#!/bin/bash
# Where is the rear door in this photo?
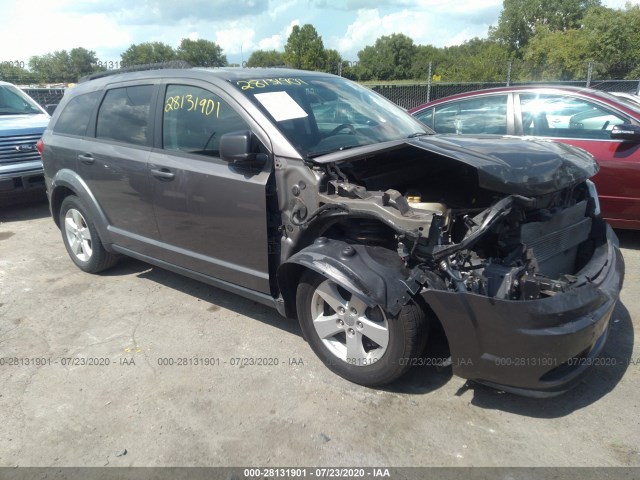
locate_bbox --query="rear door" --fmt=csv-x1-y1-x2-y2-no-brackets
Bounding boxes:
148,80,273,294
73,82,161,252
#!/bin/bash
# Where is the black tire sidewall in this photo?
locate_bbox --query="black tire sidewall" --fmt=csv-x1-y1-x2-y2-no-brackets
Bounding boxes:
297,271,424,386
59,196,109,273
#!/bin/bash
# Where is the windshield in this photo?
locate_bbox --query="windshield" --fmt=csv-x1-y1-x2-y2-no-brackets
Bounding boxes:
0,84,43,115
235,75,431,158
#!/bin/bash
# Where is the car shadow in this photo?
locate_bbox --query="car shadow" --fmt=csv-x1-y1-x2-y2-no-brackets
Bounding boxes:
615,229,640,250
102,258,633,411
0,194,49,222
102,257,301,337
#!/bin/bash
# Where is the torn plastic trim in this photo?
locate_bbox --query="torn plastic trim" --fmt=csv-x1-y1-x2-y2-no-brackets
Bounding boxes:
279,237,424,316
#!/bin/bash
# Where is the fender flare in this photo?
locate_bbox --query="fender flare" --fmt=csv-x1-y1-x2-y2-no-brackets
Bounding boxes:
50,168,114,249
277,237,422,319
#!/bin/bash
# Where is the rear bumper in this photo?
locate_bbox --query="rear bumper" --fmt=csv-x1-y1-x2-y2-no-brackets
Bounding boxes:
422,225,624,397
0,166,45,194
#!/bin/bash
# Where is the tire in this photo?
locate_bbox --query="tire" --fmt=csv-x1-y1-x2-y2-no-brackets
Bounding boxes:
296,270,428,386
59,195,118,273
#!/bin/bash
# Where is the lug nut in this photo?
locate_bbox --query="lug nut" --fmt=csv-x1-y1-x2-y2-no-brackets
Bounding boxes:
337,319,344,326
356,321,363,329
348,328,355,336
338,306,345,314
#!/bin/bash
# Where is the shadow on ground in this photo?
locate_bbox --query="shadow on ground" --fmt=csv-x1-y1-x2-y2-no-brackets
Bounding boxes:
616,229,640,250
0,194,49,222
103,258,301,337
87,231,634,416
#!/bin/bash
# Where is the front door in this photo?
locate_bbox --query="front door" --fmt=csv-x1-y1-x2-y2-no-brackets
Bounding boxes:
148,82,272,294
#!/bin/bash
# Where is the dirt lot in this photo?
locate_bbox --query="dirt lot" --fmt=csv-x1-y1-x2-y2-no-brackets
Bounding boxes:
1,195,639,468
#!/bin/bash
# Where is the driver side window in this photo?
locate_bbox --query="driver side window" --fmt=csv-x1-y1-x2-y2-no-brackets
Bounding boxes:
519,93,628,140
162,85,249,157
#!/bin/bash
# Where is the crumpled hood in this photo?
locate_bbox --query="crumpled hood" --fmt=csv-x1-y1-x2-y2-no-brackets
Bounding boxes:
0,114,49,136
313,134,598,196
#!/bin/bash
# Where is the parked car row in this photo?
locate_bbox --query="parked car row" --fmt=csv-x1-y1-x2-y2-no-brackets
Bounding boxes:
410,86,640,230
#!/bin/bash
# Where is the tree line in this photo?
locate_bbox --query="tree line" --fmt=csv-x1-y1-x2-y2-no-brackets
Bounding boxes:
1,0,639,85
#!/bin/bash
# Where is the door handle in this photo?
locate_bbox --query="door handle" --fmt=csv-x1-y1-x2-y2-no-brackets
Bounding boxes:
150,168,175,180
78,153,94,165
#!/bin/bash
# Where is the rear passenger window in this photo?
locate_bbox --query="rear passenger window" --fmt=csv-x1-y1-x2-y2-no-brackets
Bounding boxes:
96,85,153,146
162,85,249,157
54,91,101,136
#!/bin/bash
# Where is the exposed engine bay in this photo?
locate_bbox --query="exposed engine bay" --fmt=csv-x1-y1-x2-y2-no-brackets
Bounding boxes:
302,144,603,302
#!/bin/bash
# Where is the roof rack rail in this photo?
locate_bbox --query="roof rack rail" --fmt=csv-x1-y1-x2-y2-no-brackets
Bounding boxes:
79,61,192,83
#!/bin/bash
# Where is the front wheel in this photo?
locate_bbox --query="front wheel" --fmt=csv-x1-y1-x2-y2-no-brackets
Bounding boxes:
296,270,428,386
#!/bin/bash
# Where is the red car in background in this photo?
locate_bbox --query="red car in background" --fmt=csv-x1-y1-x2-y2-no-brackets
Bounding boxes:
410,86,640,229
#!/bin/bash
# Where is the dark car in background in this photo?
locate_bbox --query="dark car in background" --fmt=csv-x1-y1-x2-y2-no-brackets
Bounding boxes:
39,68,623,396
0,81,50,199
410,86,640,230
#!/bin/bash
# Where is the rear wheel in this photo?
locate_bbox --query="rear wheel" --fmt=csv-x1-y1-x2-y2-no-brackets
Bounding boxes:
59,195,118,273
297,270,427,386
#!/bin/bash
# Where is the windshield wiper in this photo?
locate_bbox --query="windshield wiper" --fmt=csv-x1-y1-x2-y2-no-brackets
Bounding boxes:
307,145,358,159
407,132,429,138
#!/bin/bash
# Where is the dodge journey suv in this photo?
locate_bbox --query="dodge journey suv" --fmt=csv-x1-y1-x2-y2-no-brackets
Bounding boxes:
39,67,624,396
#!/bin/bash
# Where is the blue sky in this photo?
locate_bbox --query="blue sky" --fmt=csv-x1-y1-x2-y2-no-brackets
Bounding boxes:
1,0,637,66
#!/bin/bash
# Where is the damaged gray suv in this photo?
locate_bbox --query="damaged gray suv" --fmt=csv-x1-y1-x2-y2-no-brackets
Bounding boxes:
39,67,624,396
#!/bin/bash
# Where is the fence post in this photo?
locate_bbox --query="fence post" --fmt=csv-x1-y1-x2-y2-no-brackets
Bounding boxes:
426,62,432,103
586,61,593,87
506,60,512,87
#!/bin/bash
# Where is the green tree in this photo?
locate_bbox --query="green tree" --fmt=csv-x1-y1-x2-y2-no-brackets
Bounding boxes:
436,38,511,82
410,44,444,80
522,26,590,80
28,48,101,83
490,0,601,53
0,62,37,84
284,24,327,70
357,33,416,80
120,42,176,67
324,49,343,74
246,49,285,67
581,4,640,78
176,38,227,67
68,48,101,79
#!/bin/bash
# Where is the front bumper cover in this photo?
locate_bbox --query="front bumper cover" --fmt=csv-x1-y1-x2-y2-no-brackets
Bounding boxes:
422,225,624,397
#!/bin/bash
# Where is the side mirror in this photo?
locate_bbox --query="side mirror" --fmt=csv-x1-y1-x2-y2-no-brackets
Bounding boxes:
610,123,640,142
220,130,268,164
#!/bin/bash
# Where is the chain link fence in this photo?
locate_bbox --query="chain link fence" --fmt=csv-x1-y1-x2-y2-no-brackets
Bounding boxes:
4,61,639,111
370,80,640,110
16,80,640,114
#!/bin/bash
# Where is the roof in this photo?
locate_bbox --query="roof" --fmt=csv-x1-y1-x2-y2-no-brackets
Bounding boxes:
78,65,334,85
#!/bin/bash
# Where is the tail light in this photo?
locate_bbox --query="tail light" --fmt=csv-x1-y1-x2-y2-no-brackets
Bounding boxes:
36,138,44,156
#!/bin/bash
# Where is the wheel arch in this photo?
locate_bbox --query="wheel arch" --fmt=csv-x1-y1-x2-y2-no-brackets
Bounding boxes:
50,169,113,250
277,237,423,320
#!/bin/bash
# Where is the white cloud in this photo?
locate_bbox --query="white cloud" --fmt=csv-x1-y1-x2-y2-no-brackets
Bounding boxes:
269,0,298,19
285,19,300,38
214,27,256,55
258,35,283,51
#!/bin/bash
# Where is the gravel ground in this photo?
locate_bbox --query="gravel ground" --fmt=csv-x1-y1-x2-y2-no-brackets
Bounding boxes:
1,195,639,467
